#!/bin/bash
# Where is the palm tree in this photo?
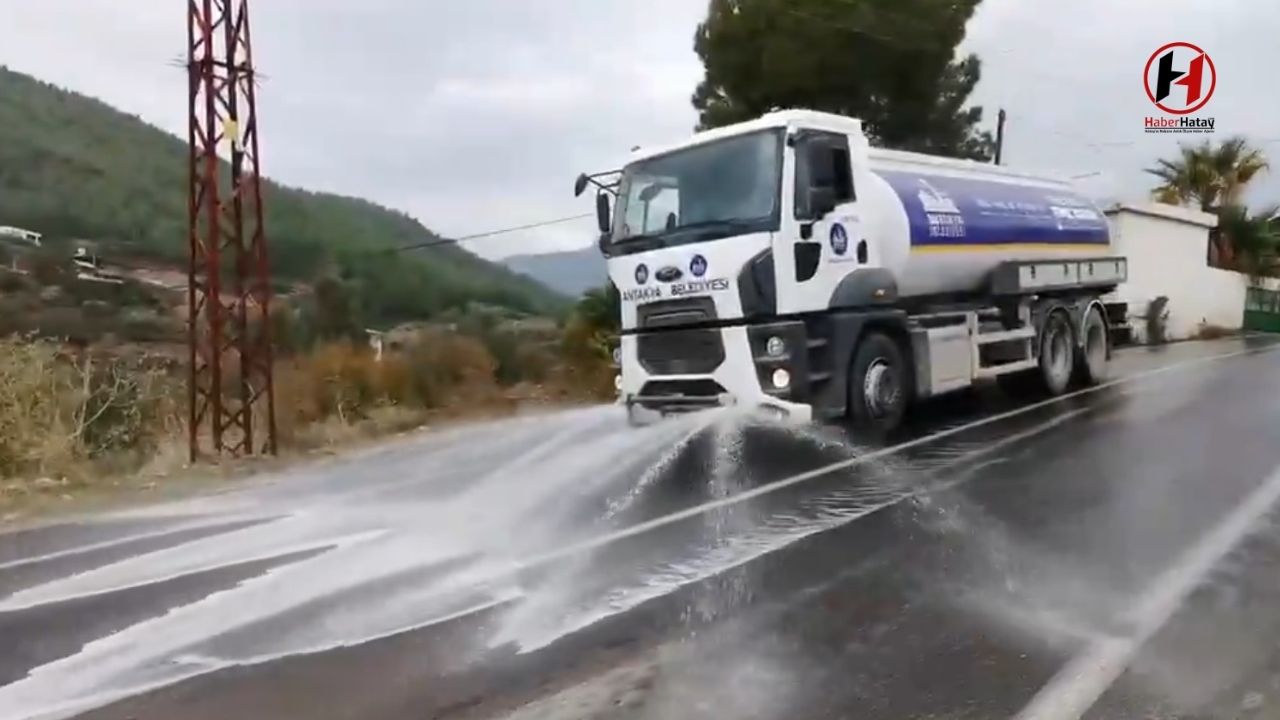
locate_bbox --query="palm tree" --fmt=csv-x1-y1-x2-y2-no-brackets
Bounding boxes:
1148,138,1271,268
1148,143,1215,208
1217,205,1280,280
1146,137,1269,212
1212,138,1270,207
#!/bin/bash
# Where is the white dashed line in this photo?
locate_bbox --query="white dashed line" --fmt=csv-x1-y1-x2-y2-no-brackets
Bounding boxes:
1014,462,1280,720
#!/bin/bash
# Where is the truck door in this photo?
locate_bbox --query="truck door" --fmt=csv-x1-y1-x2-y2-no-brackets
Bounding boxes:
776,131,861,315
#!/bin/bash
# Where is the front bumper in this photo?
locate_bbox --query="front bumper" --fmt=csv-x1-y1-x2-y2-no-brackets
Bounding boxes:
619,322,813,422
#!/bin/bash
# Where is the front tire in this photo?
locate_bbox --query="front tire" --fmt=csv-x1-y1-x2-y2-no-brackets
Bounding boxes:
848,331,909,436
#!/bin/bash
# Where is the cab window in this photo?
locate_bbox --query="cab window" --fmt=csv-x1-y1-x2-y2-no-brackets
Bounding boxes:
794,131,854,219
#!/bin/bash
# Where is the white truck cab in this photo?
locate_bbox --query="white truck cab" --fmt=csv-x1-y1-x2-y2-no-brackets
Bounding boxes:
576,110,1126,433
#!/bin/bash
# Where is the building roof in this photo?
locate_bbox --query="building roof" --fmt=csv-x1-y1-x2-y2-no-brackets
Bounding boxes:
1104,202,1218,229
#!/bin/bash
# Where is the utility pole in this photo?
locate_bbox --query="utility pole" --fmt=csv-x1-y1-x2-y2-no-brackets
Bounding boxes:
186,0,277,461
994,108,1007,165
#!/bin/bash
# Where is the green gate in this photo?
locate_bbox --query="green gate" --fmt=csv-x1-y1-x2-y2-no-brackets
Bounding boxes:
1244,286,1280,333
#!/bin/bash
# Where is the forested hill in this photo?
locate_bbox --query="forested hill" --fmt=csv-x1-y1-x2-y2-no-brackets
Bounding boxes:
503,246,607,298
0,66,567,322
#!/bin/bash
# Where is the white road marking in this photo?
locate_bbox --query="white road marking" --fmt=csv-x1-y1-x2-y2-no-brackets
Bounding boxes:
1014,462,1280,720
0,516,267,571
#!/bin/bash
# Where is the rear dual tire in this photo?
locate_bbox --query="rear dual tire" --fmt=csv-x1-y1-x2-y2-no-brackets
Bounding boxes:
998,306,1108,399
1074,306,1108,386
1039,310,1075,396
997,310,1074,398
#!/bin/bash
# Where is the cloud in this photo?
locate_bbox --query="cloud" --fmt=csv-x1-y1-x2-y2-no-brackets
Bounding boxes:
1,0,1274,261
965,0,1280,206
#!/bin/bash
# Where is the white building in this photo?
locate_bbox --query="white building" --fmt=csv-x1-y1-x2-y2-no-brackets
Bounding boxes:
0,225,42,247
1106,202,1277,342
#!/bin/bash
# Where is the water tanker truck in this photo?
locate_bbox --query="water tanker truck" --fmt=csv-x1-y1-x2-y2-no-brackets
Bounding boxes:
574,110,1127,434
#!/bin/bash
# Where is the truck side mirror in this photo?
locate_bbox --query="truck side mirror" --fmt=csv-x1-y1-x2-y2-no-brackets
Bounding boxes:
596,191,611,234
574,173,590,197
807,185,837,219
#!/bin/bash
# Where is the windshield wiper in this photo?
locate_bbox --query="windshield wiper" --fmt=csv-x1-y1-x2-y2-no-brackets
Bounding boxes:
623,218,757,239
611,217,762,252
666,217,760,240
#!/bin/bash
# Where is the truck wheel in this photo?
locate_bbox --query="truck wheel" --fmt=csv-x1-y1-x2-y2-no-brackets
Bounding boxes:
849,331,908,436
1074,306,1108,385
1039,310,1075,396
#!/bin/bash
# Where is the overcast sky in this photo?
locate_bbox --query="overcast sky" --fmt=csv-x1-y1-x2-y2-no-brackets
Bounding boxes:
2,0,1277,259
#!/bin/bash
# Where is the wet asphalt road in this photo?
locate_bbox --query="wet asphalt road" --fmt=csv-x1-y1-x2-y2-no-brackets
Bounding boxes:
3,336,1280,720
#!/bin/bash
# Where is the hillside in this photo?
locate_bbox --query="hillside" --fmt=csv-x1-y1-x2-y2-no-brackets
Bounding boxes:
0,66,566,324
502,246,608,298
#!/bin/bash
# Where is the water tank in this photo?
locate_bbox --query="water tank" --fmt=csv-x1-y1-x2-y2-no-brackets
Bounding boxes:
860,151,1111,298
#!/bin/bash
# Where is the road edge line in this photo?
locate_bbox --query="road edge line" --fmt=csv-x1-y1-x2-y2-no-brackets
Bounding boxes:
1013,461,1280,720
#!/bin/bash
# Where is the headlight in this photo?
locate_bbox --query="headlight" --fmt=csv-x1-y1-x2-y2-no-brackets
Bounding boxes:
611,347,622,365
765,336,786,358
771,368,791,389
614,374,623,390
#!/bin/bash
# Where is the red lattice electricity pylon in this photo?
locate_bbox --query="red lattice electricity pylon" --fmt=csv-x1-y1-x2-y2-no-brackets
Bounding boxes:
186,0,276,460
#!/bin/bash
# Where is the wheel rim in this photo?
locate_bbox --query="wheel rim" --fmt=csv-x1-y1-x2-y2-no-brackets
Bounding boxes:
863,358,900,418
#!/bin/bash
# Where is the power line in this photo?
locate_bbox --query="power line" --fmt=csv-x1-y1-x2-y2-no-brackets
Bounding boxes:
388,212,593,254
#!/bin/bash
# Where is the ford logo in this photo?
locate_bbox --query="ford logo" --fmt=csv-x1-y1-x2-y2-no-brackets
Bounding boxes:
635,263,649,285
690,254,708,277
655,266,683,282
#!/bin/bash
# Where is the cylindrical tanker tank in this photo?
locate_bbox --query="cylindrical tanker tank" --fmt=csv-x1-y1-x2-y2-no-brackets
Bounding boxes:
858,150,1112,298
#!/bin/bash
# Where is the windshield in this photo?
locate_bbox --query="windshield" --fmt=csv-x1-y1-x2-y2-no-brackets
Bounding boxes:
611,128,782,251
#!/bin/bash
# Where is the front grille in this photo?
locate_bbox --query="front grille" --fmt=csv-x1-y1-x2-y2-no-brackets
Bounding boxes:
639,379,727,398
637,297,716,329
637,327,725,375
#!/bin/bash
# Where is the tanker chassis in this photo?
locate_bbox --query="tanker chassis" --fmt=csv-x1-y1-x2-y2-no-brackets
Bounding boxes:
576,110,1128,434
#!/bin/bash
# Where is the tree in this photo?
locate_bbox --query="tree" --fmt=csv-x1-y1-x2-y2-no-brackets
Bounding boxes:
560,284,621,398
1147,137,1269,212
309,275,364,342
1216,205,1279,280
1147,138,1271,267
573,284,621,334
691,0,995,160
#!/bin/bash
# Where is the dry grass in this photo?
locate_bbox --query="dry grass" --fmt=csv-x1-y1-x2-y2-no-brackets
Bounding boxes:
1,330,614,522
1193,323,1238,341
0,338,182,482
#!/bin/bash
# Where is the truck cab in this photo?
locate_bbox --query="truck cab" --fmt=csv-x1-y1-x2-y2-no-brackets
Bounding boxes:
577,110,1125,433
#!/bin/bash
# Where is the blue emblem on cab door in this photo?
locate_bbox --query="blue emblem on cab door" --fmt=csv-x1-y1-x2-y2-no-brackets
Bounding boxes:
690,254,708,277
830,223,848,255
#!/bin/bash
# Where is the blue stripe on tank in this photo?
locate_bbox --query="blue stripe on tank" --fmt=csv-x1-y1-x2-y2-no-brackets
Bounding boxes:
874,169,1110,247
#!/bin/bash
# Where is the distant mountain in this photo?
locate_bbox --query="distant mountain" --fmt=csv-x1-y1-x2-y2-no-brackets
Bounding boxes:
0,66,566,323
503,246,609,298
